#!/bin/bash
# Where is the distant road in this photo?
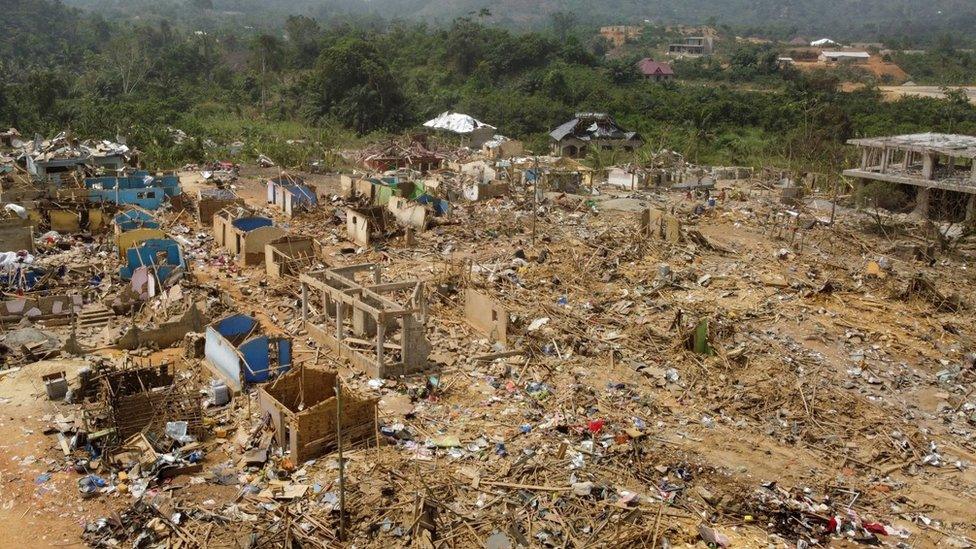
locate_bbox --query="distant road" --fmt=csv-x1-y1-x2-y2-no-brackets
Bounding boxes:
879,85,976,104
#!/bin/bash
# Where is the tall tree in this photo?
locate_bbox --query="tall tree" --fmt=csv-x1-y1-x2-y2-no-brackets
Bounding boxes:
250,33,283,114
303,37,408,134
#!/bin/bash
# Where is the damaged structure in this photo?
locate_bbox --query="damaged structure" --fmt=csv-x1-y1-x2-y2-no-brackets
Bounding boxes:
267,177,317,217
83,362,203,449
204,313,292,392
196,188,244,225
549,113,644,158
300,264,430,378
258,366,377,462
843,133,976,220
264,235,318,279
212,208,286,265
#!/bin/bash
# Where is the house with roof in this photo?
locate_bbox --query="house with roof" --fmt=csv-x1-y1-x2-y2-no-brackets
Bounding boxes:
549,113,644,158
423,112,496,148
267,177,317,217
637,58,675,82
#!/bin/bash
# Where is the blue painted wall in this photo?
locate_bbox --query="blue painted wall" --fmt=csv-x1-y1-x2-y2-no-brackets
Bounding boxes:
85,172,181,209
119,238,184,281
113,209,160,232
204,313,291,388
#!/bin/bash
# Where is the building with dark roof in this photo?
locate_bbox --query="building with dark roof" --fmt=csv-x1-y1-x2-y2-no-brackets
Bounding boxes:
637,58,675,82
549,113,644,158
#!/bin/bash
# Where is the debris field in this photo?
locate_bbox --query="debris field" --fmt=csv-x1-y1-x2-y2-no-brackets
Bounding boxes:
0,137,975,549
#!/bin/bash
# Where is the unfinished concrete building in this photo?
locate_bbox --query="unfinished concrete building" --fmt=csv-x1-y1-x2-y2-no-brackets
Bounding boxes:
844,133,976,221
299,264,430,378
258,366,377,462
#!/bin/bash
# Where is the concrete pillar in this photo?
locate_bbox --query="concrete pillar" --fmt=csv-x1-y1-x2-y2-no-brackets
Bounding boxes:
880,148,890,173
373,265,382,285
966,193,976,224
375,315,385,371
336,303,344,340
913,187,931,219
860,148,869,170
923,153,936,180
301,283,308,322
971,159,976,181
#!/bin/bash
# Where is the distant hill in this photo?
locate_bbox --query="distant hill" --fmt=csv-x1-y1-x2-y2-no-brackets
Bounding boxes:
64,0,976,43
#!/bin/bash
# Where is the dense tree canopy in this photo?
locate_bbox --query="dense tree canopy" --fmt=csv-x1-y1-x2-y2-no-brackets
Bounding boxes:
3,1,976,172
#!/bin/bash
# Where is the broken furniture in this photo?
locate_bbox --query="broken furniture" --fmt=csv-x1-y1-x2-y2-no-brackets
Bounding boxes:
300,263,431,378
204,313,292,392
258,366,377,462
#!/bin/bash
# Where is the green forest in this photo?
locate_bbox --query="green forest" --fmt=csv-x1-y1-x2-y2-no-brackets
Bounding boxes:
3,0,976,174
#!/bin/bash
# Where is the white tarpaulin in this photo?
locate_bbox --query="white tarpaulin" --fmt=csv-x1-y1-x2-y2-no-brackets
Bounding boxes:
423,112,495,134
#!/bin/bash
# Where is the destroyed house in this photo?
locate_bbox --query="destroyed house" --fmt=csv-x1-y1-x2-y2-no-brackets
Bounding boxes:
28,151,126,182
0,128,20,149
83,362,203,448
85,172,180,210
119,238,184,283
24,135,131,183
258,366,378,462
361,141,444,173
346,206,391,247
204,313,292,392
0,216,34,252
113,208,165,258
268,177,318,217
300,264,431,378
843,133,976,221
196,188,244,225
113,208,160,233
1,294,83,324
549,113,644,158
212,209,286,265
265,234,318,279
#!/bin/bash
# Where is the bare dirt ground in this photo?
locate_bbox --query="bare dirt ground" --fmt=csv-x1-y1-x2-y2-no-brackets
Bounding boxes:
879,85,976,105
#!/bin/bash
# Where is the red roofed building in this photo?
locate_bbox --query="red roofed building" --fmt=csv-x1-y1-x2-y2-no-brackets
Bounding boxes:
637,58,675,82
